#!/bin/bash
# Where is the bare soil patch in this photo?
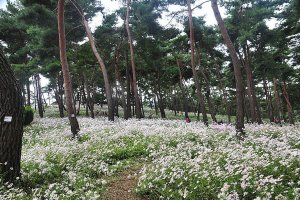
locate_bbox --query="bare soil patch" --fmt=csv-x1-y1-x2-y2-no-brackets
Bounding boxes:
106,167,147,200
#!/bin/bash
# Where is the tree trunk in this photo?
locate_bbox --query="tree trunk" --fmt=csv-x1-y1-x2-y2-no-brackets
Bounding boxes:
0,49,24,183
115,48,128,119
244,58,256,123
69,2,114,121
157,96,166,118
34,74,43,118
84,24,113,121
273,77,282,123
21,86,26,106
173,97,177,116
58,72,65,117
187,0,208,125
244,93,250,123
126,0,142,119
126,52,132,118
243,45,262,124
153,96,158,116
69,0,113,120
33,77,37,111
54,90,64,118
76,90,82,116
58,0,80,137
140,98,145,118
263,78,274,122
156,66,166,119
282,81,294,124
211,0,245,133
84,74,95,118
196,50,217,122
114,96,119,118
216,65,231,123
79,78,88,116
176,58,189,118
26,80,30,106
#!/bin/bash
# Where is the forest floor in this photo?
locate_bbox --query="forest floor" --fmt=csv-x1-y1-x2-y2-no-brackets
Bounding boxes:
0,106,299,199
106,166,147,200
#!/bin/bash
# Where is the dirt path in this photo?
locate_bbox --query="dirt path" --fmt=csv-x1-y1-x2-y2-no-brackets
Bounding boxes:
106,167,147,200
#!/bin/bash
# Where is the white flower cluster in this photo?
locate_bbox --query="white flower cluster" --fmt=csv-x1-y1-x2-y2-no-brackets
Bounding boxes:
0,116,299,200
136,122,300,199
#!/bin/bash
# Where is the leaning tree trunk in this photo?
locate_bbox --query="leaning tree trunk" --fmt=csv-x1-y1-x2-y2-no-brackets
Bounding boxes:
126,0,142,119
70,0,114,121
187,0,208,125
83,18,114,121
58,0,80,137
0,49,24,183
211,0,245,134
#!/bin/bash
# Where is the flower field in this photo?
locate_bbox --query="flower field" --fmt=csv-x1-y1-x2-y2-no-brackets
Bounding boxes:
0,117,300,199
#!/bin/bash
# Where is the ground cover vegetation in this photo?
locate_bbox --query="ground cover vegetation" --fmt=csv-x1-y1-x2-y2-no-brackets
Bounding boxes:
0,111,299,199
0,0,299,199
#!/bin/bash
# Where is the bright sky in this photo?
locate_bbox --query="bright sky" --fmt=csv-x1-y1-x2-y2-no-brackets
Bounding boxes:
90,0,224,31
0,0,277,30
0,0,6,9
0,0,223,29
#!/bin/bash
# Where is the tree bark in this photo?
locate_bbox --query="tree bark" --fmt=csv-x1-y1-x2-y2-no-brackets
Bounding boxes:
84,74,95,118
216,64,231,123
70,1,114,121
54,73,65,118
126,52,132,118
156,67,166,118
187,0,208,125
243,45,262,124
58,0,80,137
54,89,64,118
34,74,43,118
140,97,145,118
282,81,294,124
126,0,142,119
79,78,87,116
211,0,245,133
176,58,189,118
76,89,82,116
153,96,158,116
273,77,282,123
262,78,274,122
26,80,30,106
115,47,128,119
0,49,24,183
196,50,217,122
83,22,114,121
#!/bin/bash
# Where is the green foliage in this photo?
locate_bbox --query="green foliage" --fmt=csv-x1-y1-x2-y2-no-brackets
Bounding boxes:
23,106,34,126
